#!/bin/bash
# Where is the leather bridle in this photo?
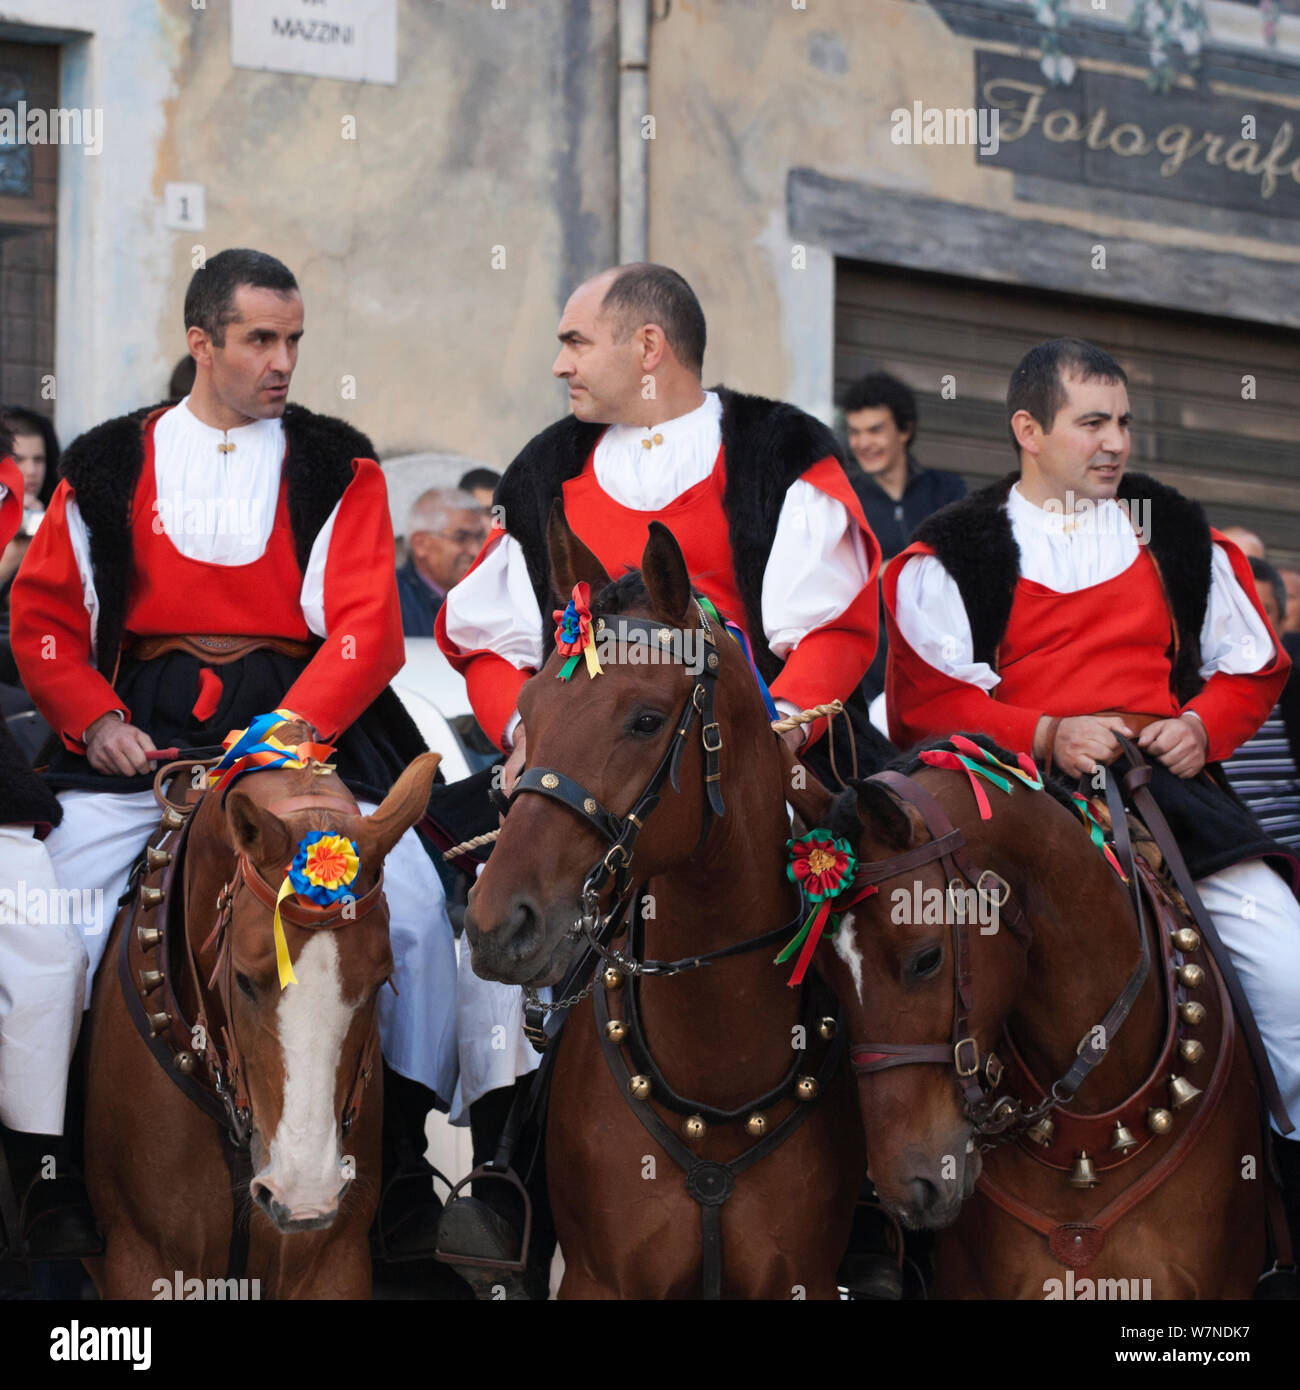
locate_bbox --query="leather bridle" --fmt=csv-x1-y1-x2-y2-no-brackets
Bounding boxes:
846,764,1152,1145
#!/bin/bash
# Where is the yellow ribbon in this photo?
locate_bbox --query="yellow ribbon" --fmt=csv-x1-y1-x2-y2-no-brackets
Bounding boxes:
272,878,299,989
583,640,603,679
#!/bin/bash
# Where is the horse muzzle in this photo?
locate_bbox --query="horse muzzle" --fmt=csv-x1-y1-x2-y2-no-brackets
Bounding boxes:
464,890,575,986
250,1177,344,1233
875,1140,982,1231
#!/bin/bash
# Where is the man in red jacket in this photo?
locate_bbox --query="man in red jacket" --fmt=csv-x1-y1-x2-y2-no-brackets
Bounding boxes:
8,250,456,1260
884,337,1300,1251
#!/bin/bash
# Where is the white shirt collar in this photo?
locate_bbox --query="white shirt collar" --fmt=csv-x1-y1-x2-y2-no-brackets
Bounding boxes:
177,395,283,447
600,390,721,452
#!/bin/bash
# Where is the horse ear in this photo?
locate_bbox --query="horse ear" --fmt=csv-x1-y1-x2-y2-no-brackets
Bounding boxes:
355,751,442,868
641,520,692,626
226,791,294,870
828,780,917,853
547,500,611,601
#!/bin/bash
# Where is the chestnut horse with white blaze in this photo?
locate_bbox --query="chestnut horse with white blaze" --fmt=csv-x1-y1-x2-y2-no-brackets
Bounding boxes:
814,736,1269,1299
84,725,440,1299
464,516,864,1299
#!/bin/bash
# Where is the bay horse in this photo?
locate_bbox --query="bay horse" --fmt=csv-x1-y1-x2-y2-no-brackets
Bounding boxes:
815,735,1270,1299
463,516,864,1299
84,720,440,1299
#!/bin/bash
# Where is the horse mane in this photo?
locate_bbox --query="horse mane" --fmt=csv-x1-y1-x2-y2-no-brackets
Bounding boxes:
827,732,1079,848
589,569,709,620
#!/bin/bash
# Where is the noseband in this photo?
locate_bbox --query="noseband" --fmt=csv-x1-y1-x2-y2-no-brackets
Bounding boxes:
846,765,1152,1144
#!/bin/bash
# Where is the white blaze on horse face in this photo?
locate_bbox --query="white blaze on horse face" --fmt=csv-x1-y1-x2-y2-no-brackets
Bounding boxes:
262,933,354,1218
833,912,865,1002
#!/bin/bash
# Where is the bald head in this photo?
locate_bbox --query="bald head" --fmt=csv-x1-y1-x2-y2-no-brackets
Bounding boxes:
1222,525,1266,560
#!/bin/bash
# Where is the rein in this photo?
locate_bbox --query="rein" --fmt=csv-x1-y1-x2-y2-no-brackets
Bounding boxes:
846,759,1153,1145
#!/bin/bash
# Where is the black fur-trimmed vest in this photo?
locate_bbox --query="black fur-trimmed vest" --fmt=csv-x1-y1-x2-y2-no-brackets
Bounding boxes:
59,400,372,682
495,385,852,685
912,471,1213,704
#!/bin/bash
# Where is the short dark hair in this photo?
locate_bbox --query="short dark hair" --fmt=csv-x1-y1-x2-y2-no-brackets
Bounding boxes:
841,371,918,442
458,466,501,494
600,264,706,375
168,354,196,400
1249,555,1287,621
0,405,60,505
184,248,299,348
1007,338,1128,455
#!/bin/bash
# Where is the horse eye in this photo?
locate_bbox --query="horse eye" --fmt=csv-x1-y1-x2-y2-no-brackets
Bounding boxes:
631,712,665,736
911,946,943,981
235,972,257,1000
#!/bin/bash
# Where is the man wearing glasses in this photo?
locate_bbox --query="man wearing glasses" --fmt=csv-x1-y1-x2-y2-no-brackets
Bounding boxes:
398,488,489,638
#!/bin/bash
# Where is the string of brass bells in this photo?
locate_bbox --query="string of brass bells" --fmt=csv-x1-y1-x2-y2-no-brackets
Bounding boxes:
1038,920,1206,1190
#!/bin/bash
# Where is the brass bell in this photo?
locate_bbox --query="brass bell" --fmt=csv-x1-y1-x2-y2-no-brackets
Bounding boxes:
818,1016,837,1041
602,966,624,991
1147,1106,1173,1134
147,1011,170,1037
745,1112,768,1137
794,1075,819,1102
1177,963,1204,989
140,886,164,910
1069,1151,1100,1188
604,1019,628,1045
1169,1074,1202,1110
137,924,162,950
1110,1121,1139,1152
146,845,172,870
1179,1001,1206,1026
160,806,186,830
1025,1115,1056,1147
628,1074,651,1101
1172,927,1200,952
138,969,164,993
1178,1038,1205,1065
173,1050,195,1075
683,1114,706,1143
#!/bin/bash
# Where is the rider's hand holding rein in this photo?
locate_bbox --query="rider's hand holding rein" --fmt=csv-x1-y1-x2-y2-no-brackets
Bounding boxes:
84,710,157,777
1036,714,1134,779
1137,713,1209,780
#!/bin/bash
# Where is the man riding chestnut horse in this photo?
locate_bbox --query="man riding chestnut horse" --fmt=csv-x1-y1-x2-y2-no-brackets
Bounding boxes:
883,336,1300,1262
4,250,456,1263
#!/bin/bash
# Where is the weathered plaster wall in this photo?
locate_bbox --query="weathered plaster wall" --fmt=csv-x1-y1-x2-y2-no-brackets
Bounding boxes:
11,0,618,460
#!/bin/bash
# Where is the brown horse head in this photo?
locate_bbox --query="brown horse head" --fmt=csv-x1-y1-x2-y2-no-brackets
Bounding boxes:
813,740,1117,1230
190,735,440,1232
465,511,772,985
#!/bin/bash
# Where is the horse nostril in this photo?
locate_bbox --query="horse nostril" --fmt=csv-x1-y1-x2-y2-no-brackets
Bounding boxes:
907,1176,940,1212
504,897,544,959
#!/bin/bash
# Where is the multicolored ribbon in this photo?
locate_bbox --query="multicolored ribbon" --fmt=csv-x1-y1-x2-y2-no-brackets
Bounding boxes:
1070,793,1129,882
270,831,362,989
209,709,337,797
917,735,1043,821
553,582,604,682
776,828,878,988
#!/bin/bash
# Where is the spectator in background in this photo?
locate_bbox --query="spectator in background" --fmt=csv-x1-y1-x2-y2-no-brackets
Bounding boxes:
1223,556,1300,853
458,467,501,510
842,371,965,703
0,407,59,601
168,354,196,401
1222,525,1267,561
1281,569,1300,636
397,487,488,637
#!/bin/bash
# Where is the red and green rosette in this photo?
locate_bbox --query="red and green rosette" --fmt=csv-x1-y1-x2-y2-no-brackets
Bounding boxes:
552,581,604,682
776,828,876,988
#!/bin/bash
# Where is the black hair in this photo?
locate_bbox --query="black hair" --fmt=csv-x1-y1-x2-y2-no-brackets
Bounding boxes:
168,354,196,400
183,248,299,347
600,263,707,375
841,371,918,443
1248,555,1287,621
0,405,59,506
1006,338,1127,456
458,466,501,494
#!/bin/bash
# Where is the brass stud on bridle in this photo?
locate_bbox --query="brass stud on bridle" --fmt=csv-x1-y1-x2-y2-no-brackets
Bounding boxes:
683,1114,706,1143
745,1112,768,1137
795,1075,819,1102
602,966,624,991
628,1074,651,1101
817,1016,837,1041
1179,1001,1206,1026
604,1019,628,1045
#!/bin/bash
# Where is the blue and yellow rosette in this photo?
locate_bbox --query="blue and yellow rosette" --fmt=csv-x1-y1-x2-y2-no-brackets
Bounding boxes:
270,831,361,989
209,708,337,797
552,581,604,681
